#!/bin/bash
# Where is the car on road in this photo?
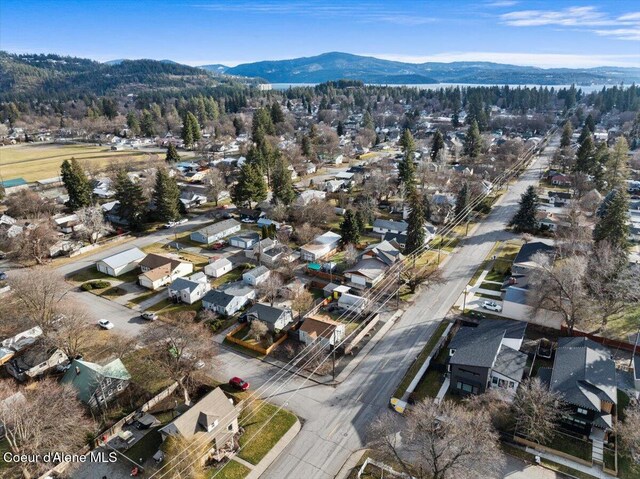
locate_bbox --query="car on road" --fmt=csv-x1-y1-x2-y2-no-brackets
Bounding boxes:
240,218,255,224
98,319,114,330
141,311,158,321
482,301,502,312
175,218,188,225
229,376,250,391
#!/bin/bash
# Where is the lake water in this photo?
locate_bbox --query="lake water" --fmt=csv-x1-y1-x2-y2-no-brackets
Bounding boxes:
271,82,619,93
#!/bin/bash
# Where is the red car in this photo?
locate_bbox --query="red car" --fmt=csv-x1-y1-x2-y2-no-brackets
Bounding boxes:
229,377,250,391
211,242,225,250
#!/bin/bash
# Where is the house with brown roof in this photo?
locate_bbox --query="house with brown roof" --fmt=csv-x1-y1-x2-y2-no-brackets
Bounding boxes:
298,316,345,347
159,387,239,461
138,253,194,290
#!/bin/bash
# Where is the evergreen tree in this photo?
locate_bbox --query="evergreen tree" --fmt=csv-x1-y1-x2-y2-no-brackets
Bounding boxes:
354,210,366,234
592,142,609,191
575,134,596,174
404,192,426,254
114,169,147,230
152,168,181,222
261,225,269,239
423,194,432,222
270,102,285,124
606,137,630,191
181,112,201,148
594,189,629,251
165,143,181,163
301,134,314,158
578,125,590,144
140,109,155,137
560,121,573,149
430,130,445,161
509,186,539,233
398,128,416,187
454,183,469,219
252,107,275,139
232,163,267,207
126,111,140,136
340,210,360,245
585,113,596,133
271,157,296,205
464,120,482,159
61,158,92,210
337,120,345,137
363,111,374,130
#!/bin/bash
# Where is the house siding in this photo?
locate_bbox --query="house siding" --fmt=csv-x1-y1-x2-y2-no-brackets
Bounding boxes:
450,364,489,396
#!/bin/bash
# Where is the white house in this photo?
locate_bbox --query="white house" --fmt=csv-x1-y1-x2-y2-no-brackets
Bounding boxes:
202,282,255,316
337,293,368,314
190,219,241,245
300,231,341,262
295,190,326,206
138,254,194,290
298,316,346,347
372,219,408,236
96,247,146,277
204,258,233,278
243,265,270,286
244,303,293,332
168,272,211,304
344,240,403,289
229,232,260,249
324,179,345,193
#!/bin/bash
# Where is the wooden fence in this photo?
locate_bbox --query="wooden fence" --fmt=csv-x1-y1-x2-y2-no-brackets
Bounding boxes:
344,314,380,355
225,324,288,355
561,326,638,353
513,435,594,468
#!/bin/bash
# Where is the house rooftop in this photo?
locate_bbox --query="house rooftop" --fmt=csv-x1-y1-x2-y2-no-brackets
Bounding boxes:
139,253,183,271
203,289,235,307
195,219,241,237
99,247,146,270
61,358,131,403
373,219,408,231
300,316,341,340
245,303,288,325
513,241,554,267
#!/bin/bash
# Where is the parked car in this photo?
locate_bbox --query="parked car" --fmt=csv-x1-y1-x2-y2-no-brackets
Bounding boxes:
537,338,554,359
241,218,255,224
0,272,7,281
98,319,114,330
229,376,250,391
163,221,176,229
175,218,188,225
211,242,226,250
481,301,502,312
141,312,158,321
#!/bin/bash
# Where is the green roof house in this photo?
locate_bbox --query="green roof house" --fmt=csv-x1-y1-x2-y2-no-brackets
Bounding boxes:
61,358,131,409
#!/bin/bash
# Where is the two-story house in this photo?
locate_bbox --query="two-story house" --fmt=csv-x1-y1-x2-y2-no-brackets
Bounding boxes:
61,358,131,409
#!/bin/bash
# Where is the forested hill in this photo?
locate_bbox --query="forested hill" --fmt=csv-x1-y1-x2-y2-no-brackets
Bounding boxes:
224,52,640,85
0,52,222,101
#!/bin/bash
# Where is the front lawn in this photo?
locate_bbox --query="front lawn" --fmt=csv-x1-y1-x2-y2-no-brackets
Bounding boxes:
212,268,245,288
69,266,139,284
209,460,250,479
128,289,163,306
238,401,297,465
122,348,173,395
148,299,202,315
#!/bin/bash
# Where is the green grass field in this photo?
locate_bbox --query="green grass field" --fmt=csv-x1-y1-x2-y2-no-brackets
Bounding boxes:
0,143,153,181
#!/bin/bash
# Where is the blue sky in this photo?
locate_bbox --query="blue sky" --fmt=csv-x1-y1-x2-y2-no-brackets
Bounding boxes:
1,1,640,68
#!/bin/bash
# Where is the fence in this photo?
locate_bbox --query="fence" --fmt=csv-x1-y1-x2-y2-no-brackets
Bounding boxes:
562,326,638,353
225,324,288,355
344,313,380,355
357,458,414,479
69,232,132,257
513,435,594,467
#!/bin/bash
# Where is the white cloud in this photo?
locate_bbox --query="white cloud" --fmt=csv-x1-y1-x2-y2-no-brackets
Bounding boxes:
594,28,640,41
362,51,640,68
486,1,519,7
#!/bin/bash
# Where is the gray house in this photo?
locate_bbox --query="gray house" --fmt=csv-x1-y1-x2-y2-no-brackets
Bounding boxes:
448,319,527,397
244,303,293,332
190,219,241,245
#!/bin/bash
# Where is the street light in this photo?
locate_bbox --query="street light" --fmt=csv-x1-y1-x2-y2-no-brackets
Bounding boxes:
462,285,471,313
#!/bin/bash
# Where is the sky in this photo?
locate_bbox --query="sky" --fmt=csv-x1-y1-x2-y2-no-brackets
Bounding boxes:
1,0,640,68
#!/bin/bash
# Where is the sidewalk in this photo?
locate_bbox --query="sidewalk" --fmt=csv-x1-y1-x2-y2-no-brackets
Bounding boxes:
524,447,617,479
245,419,301,479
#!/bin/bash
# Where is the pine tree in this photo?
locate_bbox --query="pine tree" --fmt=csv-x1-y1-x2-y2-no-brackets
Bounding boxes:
560,121,573,149
181,114,194,148
270,102,285,124
578,125,590,144
271,157,296,205
363,111,374,130
594,189,629,251
232,163,267,207
454,183,469,219
126,111,140,136
114,169,147,230
337,120,345,137
398,128,416,187
165,143,181,163
430,130,445,161
340,210,360,245
252,107,275,139
140,110,155,137
592,142,609,191
354,210,366,234
585,113,596,133
575,134,596,174
464,120,482,159
405,192,426,254
61,158,92,210
509,186,539,233
606,137,630,191
153,168,181,222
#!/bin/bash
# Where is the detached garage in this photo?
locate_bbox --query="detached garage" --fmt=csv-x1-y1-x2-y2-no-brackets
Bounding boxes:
96,247,146,277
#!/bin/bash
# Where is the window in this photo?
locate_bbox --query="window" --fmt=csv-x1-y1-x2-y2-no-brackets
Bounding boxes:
509,381,515,389
577,407,588,415
117,383,124,391
456,382,478,394
492,376,499,385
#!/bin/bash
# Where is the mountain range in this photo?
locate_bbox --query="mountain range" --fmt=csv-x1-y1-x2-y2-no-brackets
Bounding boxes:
201,52,640,85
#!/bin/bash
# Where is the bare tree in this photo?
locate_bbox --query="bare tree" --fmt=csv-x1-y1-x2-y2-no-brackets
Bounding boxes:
527,252,591,334
401,264,445,294
293,223,321,246
368,399,504,479
512,378,562,444
4,190,58,219
555,205,593,258
291,289,314,318
585,242,640,332
258,273,283,307
8,268,71,331
45,302,93,358
249,320,268,342
141,321,215,404
617,402,640,464
464,388,513,431
343,243,359,266
10,220,59,265
76,205,112,244
205,168,226,205
0,379,95,479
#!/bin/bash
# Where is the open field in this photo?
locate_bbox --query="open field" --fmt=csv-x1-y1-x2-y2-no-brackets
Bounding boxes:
0,143,158,181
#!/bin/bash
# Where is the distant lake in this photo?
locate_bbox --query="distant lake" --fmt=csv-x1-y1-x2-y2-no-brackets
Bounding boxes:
270,82,618,93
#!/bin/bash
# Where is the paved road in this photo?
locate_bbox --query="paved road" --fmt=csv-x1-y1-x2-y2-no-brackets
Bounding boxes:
213,136,559,479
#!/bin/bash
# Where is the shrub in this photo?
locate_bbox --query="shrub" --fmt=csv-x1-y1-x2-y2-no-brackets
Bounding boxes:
81,280,111,291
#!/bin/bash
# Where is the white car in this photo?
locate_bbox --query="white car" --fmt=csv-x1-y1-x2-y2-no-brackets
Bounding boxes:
176,218,188,225
141,311,158,321
482,301,502,312
241,218,255,224
98,319,114,330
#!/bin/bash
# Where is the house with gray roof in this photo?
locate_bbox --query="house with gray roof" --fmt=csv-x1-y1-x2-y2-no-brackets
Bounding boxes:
202,281,255,316
61,358,131,409
190,219,241,245
372,219,408,236
244,303,293,332
448,319,527,398
159,387,239,461
168,272,211,304
539,337,617,440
